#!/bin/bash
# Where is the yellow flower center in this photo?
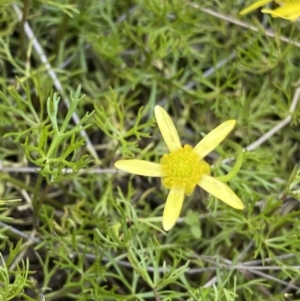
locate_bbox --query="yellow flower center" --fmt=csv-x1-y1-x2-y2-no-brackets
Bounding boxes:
160,144,210,195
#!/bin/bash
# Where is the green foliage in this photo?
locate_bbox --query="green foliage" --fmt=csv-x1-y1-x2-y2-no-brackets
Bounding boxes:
94,89,155,157
0,0,300,300
1,83,94,183
0,240,35,301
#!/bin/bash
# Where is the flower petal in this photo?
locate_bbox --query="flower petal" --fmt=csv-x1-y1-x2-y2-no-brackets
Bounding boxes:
154,105,181,152
193,120,236,160
239,0,272,15
163,186,185,231
115,160,163,177
262,4,300,20
198,174,244,210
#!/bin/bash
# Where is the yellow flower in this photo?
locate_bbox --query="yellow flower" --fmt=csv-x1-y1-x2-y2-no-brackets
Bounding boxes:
115,106,244,231
239,0,300,21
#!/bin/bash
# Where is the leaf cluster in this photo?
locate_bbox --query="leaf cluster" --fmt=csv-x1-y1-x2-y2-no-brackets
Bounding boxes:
0,0,300,300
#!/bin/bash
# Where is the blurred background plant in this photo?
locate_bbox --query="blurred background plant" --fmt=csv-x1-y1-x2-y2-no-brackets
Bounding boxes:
0,0,300,300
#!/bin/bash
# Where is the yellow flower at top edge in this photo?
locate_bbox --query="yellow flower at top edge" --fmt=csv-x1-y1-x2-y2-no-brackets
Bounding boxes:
115,106,244,231
239,0,300,21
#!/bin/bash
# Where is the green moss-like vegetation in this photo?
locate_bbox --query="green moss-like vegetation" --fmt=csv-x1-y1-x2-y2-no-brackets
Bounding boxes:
0,1,300,300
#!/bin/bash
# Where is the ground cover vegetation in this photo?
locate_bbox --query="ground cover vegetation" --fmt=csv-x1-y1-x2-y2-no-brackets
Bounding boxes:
0,0,300,300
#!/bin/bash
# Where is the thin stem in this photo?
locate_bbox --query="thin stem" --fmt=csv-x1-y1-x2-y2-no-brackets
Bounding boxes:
20,0,29,58
52,13,69,57
32,173,43,228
